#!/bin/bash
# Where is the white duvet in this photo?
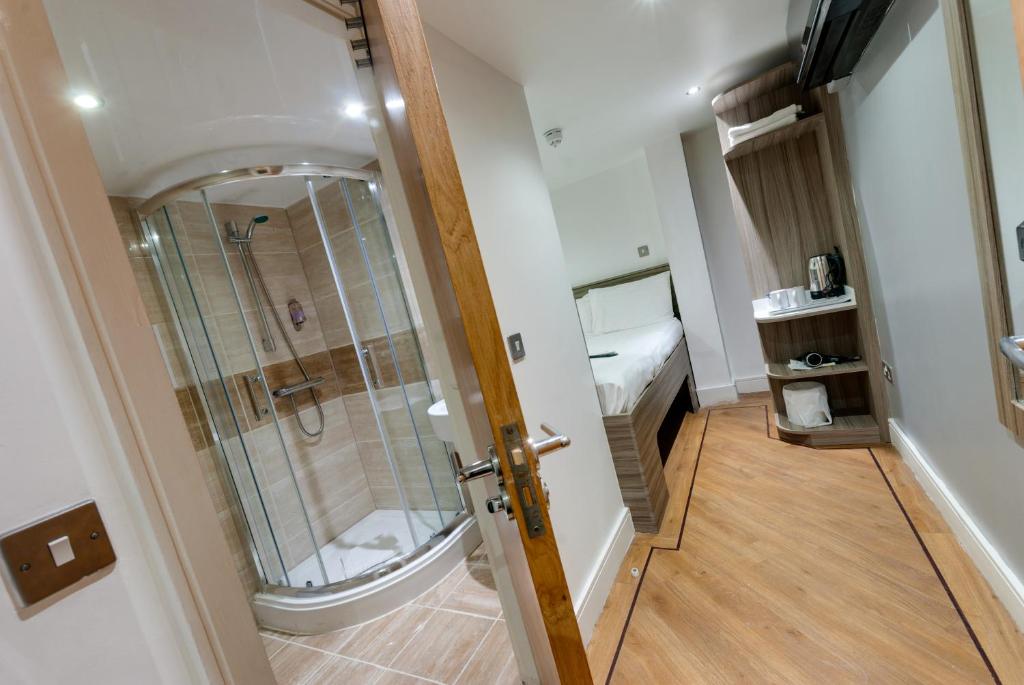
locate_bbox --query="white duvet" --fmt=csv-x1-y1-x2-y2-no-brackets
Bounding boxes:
586,318,684,415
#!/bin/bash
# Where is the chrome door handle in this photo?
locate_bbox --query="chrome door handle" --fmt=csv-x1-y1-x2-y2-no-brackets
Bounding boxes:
243,374,270,418
530,423,570,457
361,345,381,388
999,336,1024,370
457,447,502,483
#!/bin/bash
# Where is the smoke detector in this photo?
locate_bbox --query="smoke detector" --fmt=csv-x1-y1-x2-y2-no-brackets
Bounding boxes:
544,128,564,148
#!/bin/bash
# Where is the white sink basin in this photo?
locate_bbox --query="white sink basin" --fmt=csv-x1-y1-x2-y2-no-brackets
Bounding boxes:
427,399,455,443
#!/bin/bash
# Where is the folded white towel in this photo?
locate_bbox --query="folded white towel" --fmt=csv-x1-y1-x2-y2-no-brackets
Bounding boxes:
728,104,803,146
729,113,798,146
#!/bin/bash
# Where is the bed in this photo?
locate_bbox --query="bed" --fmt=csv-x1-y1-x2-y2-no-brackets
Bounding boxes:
574,264,698,533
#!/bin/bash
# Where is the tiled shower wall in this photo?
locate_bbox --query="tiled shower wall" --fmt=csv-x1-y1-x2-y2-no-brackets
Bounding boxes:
112,188,457,589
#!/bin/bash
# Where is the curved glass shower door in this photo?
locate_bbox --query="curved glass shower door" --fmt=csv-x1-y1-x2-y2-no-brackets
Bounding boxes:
142,198,327,589
300,174,463,562
133,167,466,592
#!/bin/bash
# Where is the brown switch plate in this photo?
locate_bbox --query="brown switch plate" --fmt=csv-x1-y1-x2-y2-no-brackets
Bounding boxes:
1,500,116,607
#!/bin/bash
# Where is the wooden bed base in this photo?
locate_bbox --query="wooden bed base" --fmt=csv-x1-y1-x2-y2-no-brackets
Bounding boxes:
602,339,698,532
573,264,699,533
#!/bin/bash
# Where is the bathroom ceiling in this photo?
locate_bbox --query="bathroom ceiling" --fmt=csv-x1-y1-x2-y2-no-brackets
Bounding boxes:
43,0,377,203
420,0,793,188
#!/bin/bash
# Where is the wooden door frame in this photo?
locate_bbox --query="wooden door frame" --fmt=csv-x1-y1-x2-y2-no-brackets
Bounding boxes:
0,1,274,683
353,0,592,680
940,0,1024,438
301,0,592,680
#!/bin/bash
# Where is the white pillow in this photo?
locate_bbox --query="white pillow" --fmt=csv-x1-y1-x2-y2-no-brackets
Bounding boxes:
590,272,673,334
575,294,595,336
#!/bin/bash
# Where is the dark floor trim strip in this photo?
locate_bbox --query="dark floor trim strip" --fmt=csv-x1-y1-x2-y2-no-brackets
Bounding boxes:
603,404,1002,684
604,406,715,684
868,448,1001,685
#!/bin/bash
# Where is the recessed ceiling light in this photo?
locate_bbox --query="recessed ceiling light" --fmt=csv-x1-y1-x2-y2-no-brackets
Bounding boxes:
72,92,103,110
685,85,703,96
342,102,366,118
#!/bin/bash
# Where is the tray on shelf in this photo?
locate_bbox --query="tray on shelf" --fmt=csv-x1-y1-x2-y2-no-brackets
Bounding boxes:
753,286,856,323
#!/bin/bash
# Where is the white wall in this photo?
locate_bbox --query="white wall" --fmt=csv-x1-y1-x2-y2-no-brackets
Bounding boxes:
839,0,1024,611
425,27,630,641
644,136,736,404
551,156,668,285
0,108,204,683
682,127,767,393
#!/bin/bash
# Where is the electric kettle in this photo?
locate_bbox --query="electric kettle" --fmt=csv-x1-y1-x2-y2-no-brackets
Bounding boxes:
808,247,845,299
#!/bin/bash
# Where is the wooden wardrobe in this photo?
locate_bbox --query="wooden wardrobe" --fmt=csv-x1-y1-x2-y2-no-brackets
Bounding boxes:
712,63,889,447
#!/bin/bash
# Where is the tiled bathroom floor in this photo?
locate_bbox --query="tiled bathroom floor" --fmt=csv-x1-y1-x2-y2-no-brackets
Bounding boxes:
286,509,461,586
263,544,520,684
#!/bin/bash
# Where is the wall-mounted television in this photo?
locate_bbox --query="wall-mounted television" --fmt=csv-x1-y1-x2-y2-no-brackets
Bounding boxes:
795,0,896,89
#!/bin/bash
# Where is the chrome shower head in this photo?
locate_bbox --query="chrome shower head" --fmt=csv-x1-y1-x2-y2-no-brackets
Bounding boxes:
245,214,269,241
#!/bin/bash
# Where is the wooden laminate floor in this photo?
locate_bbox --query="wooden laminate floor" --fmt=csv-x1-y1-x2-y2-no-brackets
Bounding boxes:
588,397,1024,684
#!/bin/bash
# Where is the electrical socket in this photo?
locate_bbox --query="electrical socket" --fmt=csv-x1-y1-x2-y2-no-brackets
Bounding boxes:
637,244,650,258
882,361,895,384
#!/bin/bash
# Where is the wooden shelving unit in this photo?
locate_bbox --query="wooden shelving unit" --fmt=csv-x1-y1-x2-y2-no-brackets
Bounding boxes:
714,63,889,448
766,360,868,380
776,413,881,447
723,113,824,161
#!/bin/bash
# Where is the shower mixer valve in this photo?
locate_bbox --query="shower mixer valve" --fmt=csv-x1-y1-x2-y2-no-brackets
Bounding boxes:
288,299,306,331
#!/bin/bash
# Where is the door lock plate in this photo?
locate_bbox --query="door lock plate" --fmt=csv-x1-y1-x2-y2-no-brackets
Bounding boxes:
500,423,546,538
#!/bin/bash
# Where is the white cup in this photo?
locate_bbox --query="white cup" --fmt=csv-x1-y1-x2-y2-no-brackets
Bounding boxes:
768,289,791,310
786,286,809,307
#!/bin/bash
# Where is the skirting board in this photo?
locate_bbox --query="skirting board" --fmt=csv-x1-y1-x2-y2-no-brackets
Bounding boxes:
735,375,770,394
574,507,634,645
697,383,740,406
889,419,1024,632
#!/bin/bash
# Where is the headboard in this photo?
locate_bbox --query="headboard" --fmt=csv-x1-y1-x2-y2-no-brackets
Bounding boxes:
571,263,679,318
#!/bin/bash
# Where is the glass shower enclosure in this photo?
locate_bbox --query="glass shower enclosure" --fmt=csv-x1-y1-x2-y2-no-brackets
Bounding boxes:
136,165,465,590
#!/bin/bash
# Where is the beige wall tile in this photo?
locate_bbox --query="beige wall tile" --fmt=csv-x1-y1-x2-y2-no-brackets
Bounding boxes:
176,200,222,255
241,251,314,310
278,397,358,473
194,254,254,315
357,440,400,509
313,293,353,348
343,393,380,443
296,243,335,299
128,257,172,324
151,322,191,388
285,198,321,253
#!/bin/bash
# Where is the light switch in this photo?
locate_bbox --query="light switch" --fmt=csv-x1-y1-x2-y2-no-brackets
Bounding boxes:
48,536,75,567
507,332,526,361
1,500,115,606
637,244,650,258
